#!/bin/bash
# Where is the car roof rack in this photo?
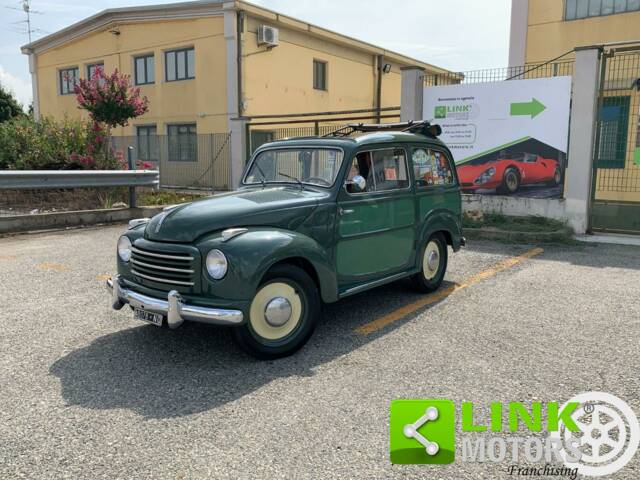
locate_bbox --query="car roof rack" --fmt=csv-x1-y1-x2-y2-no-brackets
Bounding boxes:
323,120,442,138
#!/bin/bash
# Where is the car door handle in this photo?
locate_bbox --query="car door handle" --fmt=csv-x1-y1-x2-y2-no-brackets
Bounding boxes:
339,208,354,215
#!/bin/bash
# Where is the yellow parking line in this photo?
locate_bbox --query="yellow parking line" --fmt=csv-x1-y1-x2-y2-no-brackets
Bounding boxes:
96,274,111,281
355,247,544,335
37,262,71,272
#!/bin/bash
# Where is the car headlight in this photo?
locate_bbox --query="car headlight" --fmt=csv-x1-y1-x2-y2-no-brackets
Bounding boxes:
475,167,496,184
117,236,132,262
206,249,228,279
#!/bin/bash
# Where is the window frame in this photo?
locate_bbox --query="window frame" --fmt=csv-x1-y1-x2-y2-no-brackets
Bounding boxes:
343,146,411,196
165,47,195,83
136,125,158,162
313,59,328,91
59,66,79,95
565,0,640,19
411,146,458,189
167,123,198,162
134,54,155,86
86,62,104,79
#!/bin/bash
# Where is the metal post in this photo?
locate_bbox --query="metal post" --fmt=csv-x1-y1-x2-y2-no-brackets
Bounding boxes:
127,146,137,208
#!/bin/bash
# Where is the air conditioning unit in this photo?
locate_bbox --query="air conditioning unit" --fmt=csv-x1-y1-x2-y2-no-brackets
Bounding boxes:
257,25,279,47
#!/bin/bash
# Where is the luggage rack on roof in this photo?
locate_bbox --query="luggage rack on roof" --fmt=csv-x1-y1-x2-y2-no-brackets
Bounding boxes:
323,120,442,138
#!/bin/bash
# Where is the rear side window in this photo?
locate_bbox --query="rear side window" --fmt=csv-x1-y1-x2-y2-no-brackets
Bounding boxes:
346,148,409,193
412,148,456,187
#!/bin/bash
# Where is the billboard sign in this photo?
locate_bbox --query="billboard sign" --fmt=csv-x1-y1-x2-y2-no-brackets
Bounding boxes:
424,76,572,198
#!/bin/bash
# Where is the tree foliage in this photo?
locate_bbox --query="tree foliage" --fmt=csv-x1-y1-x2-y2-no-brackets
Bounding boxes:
74,68,148,128
0,83,24,123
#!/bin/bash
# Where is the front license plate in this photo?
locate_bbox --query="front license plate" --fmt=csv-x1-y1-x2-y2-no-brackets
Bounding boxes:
133,308,163,327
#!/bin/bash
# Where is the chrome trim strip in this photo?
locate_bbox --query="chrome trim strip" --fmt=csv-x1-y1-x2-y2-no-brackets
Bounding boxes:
131,258,194,274
106,275,243,328
131,246,194,261
339,271,412,298
131,269,195,286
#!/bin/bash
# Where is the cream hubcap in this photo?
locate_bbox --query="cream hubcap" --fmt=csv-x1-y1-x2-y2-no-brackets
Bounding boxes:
250,282,302,340
423,241,440,280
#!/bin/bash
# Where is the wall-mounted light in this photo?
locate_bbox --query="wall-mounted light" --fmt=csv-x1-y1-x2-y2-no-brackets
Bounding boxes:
109,28,121,36
382,63,392,74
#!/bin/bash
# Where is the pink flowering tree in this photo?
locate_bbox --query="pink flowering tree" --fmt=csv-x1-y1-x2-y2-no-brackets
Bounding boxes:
73,67,149,169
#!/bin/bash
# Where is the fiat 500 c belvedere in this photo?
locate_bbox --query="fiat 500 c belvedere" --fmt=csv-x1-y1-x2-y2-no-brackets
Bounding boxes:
106,121,464,359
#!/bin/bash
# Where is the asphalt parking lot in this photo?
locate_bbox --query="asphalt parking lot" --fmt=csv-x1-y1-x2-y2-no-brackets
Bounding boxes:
1,225,639,479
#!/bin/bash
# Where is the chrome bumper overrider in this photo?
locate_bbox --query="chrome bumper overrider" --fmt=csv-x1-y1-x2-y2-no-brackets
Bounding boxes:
106,274,244,329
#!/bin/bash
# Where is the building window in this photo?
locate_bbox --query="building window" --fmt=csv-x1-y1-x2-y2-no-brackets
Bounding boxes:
165,48,195,82
59,67,79,95
134,55,155,85
136,125,158,162
313,60,327,91
597,96,630,169
565,0,640,19
168,124,197,162
87,62,104,79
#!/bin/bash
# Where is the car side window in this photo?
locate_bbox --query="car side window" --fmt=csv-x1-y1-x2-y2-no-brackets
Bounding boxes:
345,148,409,193
412,148,456,188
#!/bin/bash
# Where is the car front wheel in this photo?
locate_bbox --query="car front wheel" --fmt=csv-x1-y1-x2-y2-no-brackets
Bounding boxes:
233,264,320,359
498,167,520,194
411,233,448,293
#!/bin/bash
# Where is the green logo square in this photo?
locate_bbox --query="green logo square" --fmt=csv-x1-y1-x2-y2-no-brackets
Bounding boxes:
390,399,455,464
434,106,447,118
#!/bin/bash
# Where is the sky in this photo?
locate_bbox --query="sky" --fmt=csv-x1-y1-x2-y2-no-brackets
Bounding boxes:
0,0,512,107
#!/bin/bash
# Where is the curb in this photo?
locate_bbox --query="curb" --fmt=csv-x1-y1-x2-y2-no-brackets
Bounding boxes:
463,226,573,243
0,206,165,235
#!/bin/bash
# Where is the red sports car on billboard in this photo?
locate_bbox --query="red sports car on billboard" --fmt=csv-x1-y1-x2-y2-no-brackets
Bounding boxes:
456,152,562,194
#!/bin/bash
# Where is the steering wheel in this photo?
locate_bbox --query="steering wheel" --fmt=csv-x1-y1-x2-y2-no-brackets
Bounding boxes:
306,177,332,187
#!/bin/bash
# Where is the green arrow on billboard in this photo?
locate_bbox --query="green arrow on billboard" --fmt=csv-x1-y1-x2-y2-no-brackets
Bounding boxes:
510,98,546,118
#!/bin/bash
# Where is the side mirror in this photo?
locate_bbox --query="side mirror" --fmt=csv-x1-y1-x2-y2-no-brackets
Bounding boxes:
348,175,366,193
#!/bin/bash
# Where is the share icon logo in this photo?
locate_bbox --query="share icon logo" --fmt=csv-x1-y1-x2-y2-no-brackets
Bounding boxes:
390,399,455,465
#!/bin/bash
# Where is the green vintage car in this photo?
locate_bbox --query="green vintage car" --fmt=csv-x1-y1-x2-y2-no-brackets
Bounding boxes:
106,121,464,358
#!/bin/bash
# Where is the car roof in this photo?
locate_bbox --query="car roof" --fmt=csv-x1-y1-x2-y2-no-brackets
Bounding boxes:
255,131,447,151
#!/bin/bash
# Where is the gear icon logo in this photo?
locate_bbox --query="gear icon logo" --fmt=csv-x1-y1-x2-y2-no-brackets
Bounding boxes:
390,399,455,464
550,392,639,477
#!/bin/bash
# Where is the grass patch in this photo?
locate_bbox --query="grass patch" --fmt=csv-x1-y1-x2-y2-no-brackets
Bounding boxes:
138,190,204,206
463,213,566,232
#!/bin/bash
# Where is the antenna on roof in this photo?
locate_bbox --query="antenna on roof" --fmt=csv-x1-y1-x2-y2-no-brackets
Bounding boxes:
6,1,43,43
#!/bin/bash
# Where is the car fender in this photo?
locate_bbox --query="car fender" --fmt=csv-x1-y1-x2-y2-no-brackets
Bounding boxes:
201,228,338,303
416,208,463,264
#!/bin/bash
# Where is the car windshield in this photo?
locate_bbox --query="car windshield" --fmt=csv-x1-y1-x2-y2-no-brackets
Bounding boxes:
244,148,344,188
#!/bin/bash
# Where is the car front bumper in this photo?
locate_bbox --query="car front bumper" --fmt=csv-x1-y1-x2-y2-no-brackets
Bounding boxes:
106,274,244,329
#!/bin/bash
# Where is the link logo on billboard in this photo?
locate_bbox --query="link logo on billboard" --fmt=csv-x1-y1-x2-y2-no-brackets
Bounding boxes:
389,392,639,477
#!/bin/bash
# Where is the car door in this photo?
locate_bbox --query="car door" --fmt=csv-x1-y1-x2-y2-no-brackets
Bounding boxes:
412,144,460,240
335,146,416,289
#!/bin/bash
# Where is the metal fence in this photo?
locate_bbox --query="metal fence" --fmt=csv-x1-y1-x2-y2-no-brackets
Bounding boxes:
593,51,640,194
247,108,402,154
425,60,575,86
110,133,231,191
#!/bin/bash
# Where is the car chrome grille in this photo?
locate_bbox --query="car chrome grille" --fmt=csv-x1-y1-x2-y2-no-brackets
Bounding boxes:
130,245,196,287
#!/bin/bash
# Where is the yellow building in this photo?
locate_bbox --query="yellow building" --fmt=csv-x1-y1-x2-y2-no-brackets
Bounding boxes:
21,1,448,187
510,0,640,216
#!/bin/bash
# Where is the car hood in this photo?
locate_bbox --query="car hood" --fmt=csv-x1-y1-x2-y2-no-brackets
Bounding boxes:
144,186,328,243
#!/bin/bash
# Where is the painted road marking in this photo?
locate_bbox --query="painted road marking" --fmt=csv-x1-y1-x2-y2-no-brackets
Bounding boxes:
96,274,111,281
355,247,544,335
37,263,71,272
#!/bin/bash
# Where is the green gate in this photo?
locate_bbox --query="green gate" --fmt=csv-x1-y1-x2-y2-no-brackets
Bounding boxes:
591,47,640,234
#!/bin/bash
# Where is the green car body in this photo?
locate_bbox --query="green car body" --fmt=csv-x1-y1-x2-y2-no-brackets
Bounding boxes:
108,129,463,358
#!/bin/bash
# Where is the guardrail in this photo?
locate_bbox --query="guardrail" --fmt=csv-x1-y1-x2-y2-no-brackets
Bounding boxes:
0,170,159,190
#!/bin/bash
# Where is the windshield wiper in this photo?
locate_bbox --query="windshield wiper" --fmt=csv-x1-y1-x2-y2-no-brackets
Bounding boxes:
253,162,267,188
278,171,304,190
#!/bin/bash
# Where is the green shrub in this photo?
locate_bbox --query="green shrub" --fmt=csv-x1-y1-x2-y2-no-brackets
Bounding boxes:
0,116,121,170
